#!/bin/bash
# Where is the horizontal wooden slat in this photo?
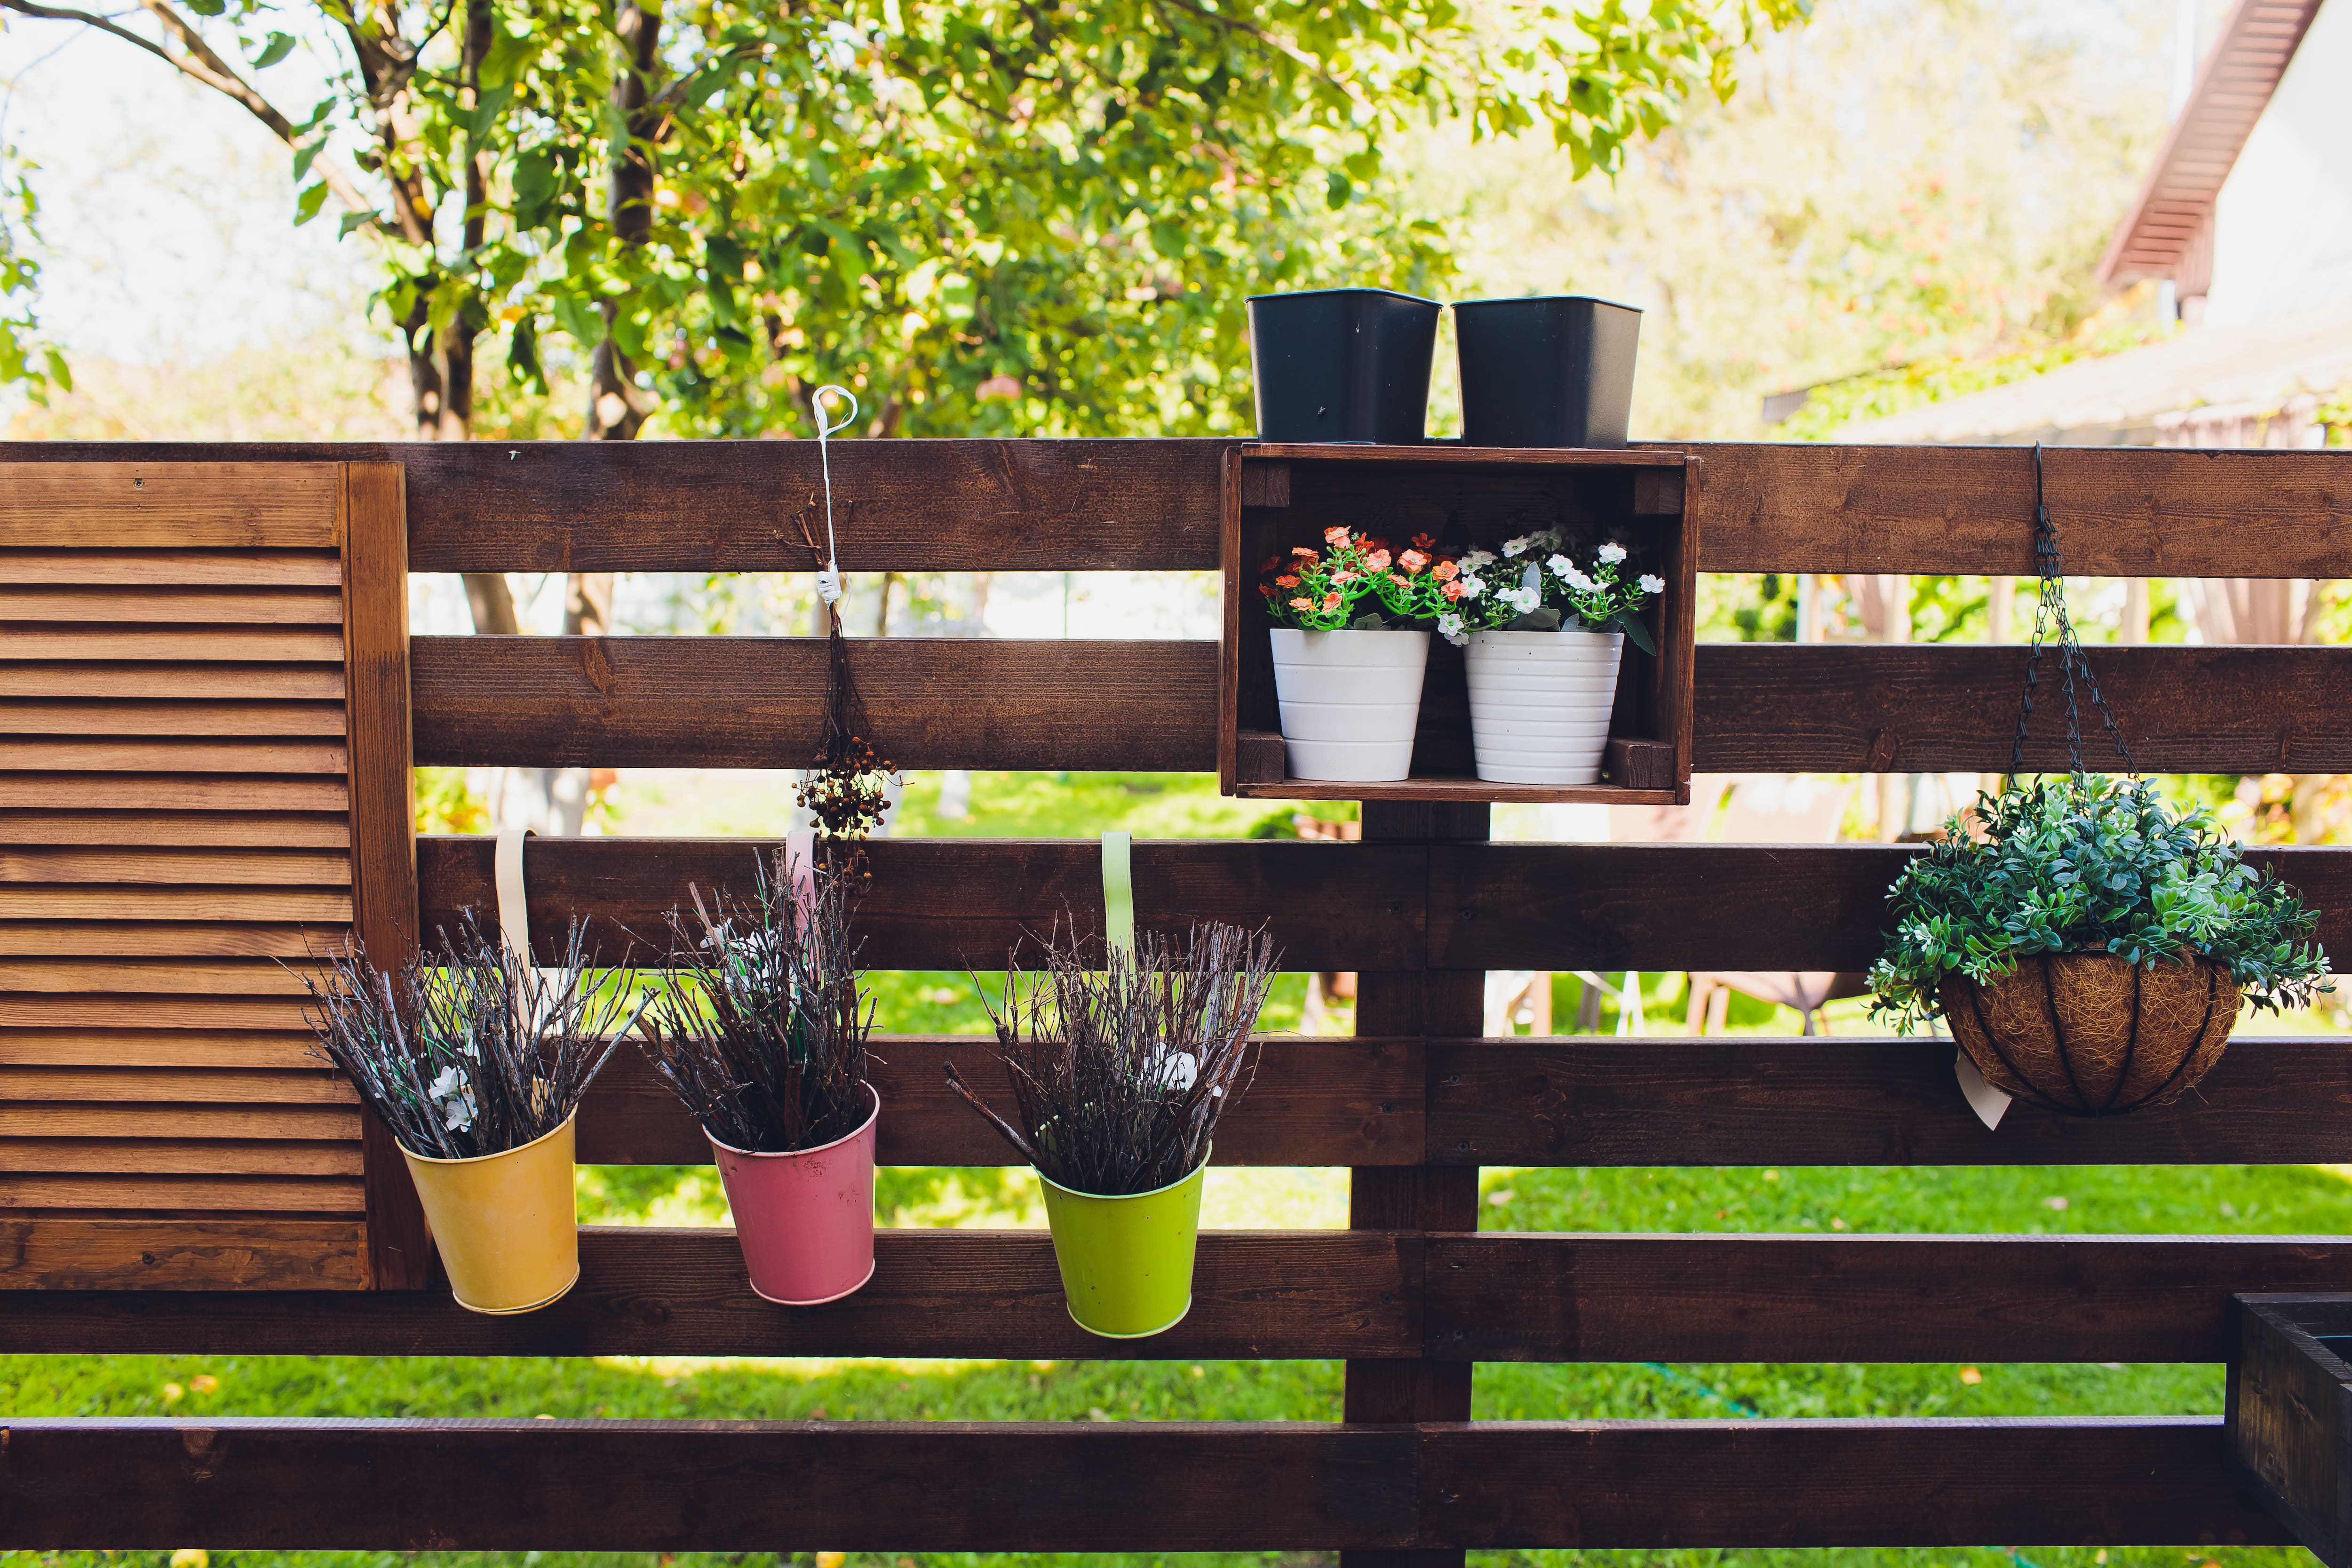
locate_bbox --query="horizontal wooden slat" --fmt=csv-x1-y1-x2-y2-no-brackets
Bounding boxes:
3,624,347,661
0,1416,1418,1552
1424,843,2352,970
1694,644,2352,773
0,774,348,811
0,1413,2288,1550
1428,1035,2352,1166
0,922,327,958
0,738,348,773
0,1217,366,1289
0,1100,357,1139
412,636,1217,770
0,462,341,548
0,1137,361,1177
0,549,342,586
411,637,2352,776
0,887,350,923
4,441,2351,577
581,1035,1421,1167
0,1066,353,1103
0,959,319,996
0,1171,362,1211
0,699,346,737
0,585,343,624
1426,1234,2352,1363
0,996,320,1029
0,1227,1417,1360
1693,443,2352,576
0,1030,325,1069
417,835,1424,972
0,811,348,847
0,847,351,885
1421,1417,2288,1548
0,661,346,700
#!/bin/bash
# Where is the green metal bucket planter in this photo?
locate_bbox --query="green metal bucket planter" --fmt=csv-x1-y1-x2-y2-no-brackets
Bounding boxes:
1037,1154,1208,1339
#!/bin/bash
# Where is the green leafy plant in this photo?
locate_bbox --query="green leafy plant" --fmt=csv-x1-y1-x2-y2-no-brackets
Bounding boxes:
1439,529,1661,651
1868,773,2332,1035
1259,526,1459,630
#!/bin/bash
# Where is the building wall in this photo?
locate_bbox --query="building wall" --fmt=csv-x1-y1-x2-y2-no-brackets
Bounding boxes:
2206,0,2352,327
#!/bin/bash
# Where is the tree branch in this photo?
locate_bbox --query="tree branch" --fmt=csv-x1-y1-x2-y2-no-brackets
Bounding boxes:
0,0,376,222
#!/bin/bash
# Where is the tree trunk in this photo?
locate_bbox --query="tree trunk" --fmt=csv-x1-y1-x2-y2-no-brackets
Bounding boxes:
588,0,661,443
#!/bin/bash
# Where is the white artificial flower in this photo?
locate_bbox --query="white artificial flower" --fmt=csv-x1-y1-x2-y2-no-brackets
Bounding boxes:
1501,584,1542,614
429,1066,476,1133
1501,535,1535,558
1549,556,1598,594
1456,575,1484,598
1597,542,1628,565
1546,553,1574,578
1458,548,1496,569
1638,573,1666,594
1438,612,1468,646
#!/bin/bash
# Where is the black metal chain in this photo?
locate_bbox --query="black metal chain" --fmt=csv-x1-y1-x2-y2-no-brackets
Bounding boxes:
2009,444,2136,775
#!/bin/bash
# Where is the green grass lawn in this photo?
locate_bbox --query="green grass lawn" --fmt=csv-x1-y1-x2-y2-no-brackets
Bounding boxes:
12,772,2339,1568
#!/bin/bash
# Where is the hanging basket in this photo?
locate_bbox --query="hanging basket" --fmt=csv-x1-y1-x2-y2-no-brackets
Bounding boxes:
1940,953,2239,1116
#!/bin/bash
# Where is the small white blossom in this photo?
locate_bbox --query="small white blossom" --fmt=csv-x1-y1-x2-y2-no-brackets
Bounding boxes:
1501,534,1536,558
1455,574,1484,598
1549,556,1598,594
1458,548,1496,569
1597,542,1628,565
1501,584,1542,614
1637,573,1666,595
1438,611,1468,646
428,1065,476,1133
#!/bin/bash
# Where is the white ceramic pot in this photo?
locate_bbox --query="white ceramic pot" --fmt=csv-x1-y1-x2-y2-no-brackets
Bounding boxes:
1463,628,1624,785
1268,628,1431,782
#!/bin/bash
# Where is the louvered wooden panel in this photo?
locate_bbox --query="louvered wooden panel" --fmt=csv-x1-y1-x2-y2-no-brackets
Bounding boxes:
0,462,411,1290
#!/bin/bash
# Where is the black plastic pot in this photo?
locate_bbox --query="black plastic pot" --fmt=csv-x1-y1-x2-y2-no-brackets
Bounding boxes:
1454,295,1642,448
1246,288,1441,444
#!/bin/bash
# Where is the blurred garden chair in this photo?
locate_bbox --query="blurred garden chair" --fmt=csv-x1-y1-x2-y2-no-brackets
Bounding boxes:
1680,775,1869,1036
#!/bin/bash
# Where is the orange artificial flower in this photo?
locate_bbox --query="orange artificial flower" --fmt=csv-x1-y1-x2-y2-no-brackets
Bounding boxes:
1292,546,1319,558
1260,555,1283,573
1365,549,1392,572
1398,549,1428,574
1433,559,1459,581
1259,583,1276,597
1321,591,1342,612
1323,525,1351,546
1289,597,1314,611
1411,533,1437,551
1275,573,1300,588
1332,569,1358,584
1441,579,1465,600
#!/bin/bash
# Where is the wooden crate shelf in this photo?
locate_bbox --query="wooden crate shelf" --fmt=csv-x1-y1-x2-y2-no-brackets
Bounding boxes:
1218,442,1698,804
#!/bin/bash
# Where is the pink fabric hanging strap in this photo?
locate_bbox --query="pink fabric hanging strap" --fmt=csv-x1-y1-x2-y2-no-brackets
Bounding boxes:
783,828,817,911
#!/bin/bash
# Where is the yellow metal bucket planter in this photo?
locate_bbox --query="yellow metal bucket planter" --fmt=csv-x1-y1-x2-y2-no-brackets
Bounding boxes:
1037,1154,1208,1339
400,1114,581,1314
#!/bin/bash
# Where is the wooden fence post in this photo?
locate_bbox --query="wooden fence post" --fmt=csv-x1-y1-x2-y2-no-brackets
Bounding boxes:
1345,799,1488,1568
341,461,434,1290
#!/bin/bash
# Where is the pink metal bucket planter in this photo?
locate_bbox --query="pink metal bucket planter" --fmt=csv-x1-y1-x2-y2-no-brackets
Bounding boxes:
707,1082,879,1305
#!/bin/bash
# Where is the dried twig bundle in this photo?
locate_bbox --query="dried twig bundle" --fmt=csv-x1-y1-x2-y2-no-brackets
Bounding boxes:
297,915,643,1161
637,849,874,1153
946,922,1279,1195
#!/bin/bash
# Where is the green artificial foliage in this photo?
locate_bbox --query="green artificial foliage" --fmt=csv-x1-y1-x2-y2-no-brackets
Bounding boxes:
1868,773,2332,1035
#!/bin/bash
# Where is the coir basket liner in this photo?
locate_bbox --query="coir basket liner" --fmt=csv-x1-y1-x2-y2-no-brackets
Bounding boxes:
1941,952,2238,1116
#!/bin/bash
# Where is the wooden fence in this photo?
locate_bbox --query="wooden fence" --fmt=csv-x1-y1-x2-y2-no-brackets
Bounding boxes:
3,438,2351,1556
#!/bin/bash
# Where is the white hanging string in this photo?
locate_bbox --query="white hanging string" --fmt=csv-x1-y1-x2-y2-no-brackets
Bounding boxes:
811,384,859,605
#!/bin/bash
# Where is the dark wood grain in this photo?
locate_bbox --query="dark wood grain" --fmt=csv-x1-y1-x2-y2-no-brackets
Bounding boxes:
417,834,1427,973
583,1035,1422,1166
1424,844,2352,971
1689,442,2352,576
1427,1234,2352,1363
340,462,432,1292
1421,1417,2292,1547
411,636,1219,770
1695,643,2352,773
2229,1297,2352,1565
0,1226,1415,1360
1426,1035,2352,1166
0,1417,1419,1551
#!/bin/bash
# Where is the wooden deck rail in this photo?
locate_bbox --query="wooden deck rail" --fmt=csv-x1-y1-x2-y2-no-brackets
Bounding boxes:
3,437,2348,1557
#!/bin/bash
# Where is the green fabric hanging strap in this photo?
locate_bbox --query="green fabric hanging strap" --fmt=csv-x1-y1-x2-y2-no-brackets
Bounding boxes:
1101,830,1134,957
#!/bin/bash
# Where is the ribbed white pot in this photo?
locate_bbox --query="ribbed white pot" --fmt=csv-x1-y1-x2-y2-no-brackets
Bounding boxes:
1269,628,1431,782
1463,628,1624,785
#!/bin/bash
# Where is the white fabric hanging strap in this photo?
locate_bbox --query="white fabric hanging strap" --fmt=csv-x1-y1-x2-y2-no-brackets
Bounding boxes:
1101,830,1134,957
494,828,535,968
782,828,817,912
810,385,859,606
1956,1049,2012,1131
